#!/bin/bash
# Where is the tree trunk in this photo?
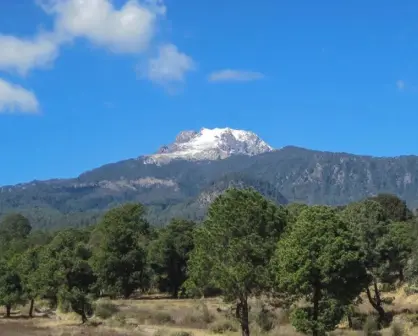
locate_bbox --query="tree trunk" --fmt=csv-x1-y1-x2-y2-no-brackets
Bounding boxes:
399,267,405,283
236,296,250,336
81,309,87,324
347,312,353,329
6,304,11,318
365,280,386,327
29,299,35,318
312,283,321,336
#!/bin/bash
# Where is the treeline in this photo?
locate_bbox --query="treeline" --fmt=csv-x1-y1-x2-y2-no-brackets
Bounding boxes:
0,190,418,336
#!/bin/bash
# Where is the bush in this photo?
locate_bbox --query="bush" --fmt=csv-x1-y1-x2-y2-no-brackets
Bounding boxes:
255,306,276,332
381,297,395,305
381,283,396,293
94,300,119,319
404,286,418,296
390,322,405,336
170,332,193,336
200,302,215,324
113,312,127,327
209,320,238,334
154,311,174,324
363,316,381,336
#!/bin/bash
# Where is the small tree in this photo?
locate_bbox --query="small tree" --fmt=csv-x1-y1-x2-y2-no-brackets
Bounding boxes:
380,221,415,283
37,229,96,322
272,206,368,336
10,246,42,317
342,200,390,325
91,203,150,298
148,219,195,297
0,260,23,317
186,188,288,336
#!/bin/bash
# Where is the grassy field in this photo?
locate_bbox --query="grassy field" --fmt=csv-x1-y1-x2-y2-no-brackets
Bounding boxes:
2,288,418,335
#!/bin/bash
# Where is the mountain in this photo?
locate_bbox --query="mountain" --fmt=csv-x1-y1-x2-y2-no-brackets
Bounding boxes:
1,128,418,229
144,127,273,164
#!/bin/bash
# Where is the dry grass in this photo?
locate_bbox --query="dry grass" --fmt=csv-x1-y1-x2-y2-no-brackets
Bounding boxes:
2,288,418,336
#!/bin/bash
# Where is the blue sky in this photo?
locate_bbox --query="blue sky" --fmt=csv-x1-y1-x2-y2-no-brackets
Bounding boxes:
1,0,418,186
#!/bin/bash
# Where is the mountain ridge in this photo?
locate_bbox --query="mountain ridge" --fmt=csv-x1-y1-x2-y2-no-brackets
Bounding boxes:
2,130,418,229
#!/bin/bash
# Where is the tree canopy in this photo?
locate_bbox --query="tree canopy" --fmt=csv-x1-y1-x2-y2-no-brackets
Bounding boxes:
186,188,288,336
272,206,368,336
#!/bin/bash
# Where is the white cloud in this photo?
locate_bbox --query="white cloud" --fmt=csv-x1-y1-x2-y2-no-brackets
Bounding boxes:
0,34,59,75
208,69,265,83
0,78,39,114
40,0,165,53
0,0,189,115
143,43,195,84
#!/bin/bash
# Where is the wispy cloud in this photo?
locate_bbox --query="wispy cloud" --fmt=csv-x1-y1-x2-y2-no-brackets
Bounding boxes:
0,79,39,114
141,44,195,85
208,69,265,83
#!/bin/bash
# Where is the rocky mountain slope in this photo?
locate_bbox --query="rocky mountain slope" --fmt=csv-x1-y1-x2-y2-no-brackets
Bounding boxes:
1,128,418,229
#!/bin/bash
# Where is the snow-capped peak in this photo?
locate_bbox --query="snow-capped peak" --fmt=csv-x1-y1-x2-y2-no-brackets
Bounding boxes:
144,127,273,164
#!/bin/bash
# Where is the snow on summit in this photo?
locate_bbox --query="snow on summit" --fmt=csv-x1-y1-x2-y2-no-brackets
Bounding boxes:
144,127,273,164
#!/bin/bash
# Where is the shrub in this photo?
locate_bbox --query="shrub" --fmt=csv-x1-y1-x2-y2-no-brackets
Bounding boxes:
381,283,396,293
154,311,175,324
406,313,418,326
404,286,418,296
200,302,215,324
363,315,381,336
209,319,238,334
381,297,395,305
94,300,119,319
113,312,127,327
255,306,276,332
170,332,193,336
276,308,290,325
390,322,405,336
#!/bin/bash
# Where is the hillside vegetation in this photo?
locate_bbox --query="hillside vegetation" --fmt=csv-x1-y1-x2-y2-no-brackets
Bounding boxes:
2,146,418,229
1,190,418,336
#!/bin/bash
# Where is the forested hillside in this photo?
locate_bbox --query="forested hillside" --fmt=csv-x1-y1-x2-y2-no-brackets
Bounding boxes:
1,190,418,336
2,146,418,229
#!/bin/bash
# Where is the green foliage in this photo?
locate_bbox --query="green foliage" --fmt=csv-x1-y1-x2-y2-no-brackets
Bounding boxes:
0,213,32,260
148,218,195,297
273,206,368,336
342,200,391,323
255,305,276,332
187,188,287,298
0,260,24,316
91,203,150,298
9,246,42,316
286,202,308,225
369,194,413,222
186,188,288,336
0,213,31,240
36,228,96,322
